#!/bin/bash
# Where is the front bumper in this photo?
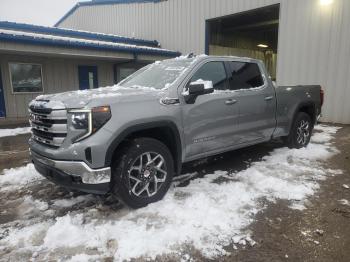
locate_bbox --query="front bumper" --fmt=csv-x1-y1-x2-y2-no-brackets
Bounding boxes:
31,150,111,194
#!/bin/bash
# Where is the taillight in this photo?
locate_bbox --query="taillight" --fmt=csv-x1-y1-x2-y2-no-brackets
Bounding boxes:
320,89,324,107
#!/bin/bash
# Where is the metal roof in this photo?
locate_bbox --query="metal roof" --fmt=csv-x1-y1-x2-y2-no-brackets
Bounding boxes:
55,0,162,27
0,21,159,47
0,22,180,57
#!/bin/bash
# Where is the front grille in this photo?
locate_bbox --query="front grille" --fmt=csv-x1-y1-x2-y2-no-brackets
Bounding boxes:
29,105,67,148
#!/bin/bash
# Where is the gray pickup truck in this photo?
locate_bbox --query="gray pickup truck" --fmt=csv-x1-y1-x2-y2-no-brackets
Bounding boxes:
29,55,323,208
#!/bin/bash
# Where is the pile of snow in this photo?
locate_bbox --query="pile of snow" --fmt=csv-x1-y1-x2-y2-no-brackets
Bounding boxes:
0,164,42,192
311,124,340,144
0,125,343,261
0,127,31,138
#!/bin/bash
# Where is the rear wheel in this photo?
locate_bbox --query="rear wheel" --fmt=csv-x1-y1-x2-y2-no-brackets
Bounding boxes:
111,138,174,208
284,112,313,149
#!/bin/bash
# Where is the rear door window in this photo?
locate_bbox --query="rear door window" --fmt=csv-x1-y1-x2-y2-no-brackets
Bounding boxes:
190,62,228,90
227,62,264,90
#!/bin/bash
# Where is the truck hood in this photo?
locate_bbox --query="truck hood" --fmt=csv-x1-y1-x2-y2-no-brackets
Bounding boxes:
34,86,168,109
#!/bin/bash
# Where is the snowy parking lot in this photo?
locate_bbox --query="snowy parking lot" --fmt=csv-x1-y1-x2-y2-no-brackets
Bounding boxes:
0,124,349,261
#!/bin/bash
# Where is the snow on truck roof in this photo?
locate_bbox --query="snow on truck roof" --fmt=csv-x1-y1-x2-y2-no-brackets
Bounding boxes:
171,54,260,63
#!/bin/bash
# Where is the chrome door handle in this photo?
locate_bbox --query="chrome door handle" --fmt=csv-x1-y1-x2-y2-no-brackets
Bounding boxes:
225,99,237,105
265,96,274,101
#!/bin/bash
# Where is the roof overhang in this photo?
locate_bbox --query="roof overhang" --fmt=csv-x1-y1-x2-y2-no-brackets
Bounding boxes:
0,28,181,59
0,40,171,63
0,21,159,47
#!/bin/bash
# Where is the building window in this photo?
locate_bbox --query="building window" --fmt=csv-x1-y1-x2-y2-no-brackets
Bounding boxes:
114,62,150,84
119,68,137,82
9,63,43,93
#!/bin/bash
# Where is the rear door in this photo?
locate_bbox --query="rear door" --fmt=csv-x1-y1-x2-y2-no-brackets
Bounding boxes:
0,67,6,118
226,61,276,143
182,61,239,158
78,66,98,90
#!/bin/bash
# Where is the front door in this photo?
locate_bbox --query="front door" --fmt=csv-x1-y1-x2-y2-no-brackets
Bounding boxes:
182,61,239,159
78,66,98,90
0,68,6,118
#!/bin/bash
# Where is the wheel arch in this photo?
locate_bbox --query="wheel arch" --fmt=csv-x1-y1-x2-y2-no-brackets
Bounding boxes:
297,102,317,125
289,101,317,133
105,121,182,175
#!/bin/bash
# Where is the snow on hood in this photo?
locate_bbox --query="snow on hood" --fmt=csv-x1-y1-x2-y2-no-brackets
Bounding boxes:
34,85,167,109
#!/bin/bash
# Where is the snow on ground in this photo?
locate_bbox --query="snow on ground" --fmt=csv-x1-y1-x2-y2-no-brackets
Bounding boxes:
0,125,343,261
312,124,339,144
338,199,350,206
52,195,95,208
0,127,31,138
0,164,42,192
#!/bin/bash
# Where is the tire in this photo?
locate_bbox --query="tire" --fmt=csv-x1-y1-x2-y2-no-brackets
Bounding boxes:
284,112,313,149
111,137,174,208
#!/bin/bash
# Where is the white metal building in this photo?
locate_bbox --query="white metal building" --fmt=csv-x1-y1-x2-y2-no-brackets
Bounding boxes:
56,0,349,124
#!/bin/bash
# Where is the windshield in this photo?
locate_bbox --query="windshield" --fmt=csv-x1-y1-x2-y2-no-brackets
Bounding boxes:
118,60,193,90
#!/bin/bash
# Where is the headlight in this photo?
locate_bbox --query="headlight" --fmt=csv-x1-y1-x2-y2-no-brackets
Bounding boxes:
69,106,111,142
71,111,90,130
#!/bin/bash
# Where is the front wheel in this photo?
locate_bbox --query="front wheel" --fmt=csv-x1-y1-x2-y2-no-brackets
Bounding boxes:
283,112,313,149
111,138,174,208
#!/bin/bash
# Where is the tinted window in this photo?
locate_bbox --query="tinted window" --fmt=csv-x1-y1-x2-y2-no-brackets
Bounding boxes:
227,62,264,90
190,62,227,90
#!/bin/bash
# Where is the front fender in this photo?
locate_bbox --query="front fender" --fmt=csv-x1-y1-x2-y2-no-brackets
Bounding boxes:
104,120,183,175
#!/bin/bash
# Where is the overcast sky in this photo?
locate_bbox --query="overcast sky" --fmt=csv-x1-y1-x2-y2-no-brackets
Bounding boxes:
0,0,84,27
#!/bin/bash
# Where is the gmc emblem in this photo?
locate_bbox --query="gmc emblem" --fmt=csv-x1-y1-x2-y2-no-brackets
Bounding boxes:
31,114,42,123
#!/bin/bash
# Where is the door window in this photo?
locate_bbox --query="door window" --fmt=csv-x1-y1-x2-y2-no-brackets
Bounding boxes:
227,62,264,90
190,62,227,90
88,72,94,89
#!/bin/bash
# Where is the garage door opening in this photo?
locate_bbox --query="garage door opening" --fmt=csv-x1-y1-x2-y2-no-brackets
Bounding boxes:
206,4,280,80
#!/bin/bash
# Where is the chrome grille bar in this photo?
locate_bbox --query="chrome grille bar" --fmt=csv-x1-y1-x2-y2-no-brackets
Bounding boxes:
29,105,67,148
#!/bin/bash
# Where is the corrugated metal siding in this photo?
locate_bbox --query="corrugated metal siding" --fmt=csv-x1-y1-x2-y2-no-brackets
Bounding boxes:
59,0,350,124
60,0,279,54
277,0,350,124
0,54,114,119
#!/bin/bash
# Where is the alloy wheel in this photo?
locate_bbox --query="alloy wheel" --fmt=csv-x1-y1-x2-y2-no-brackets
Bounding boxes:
128,152,167,198
296,119,310,145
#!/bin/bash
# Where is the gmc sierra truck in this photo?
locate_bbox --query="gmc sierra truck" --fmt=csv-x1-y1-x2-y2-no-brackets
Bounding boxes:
29,55,323,208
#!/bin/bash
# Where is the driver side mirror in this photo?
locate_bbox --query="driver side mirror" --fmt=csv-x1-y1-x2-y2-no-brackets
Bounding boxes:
184,80,214,104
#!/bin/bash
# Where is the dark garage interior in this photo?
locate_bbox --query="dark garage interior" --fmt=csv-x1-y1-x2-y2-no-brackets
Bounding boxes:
206,4,280,80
